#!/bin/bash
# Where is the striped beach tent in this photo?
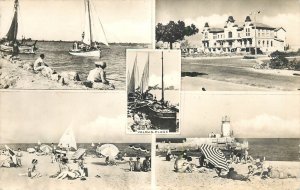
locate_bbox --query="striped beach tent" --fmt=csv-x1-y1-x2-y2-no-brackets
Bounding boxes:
5,145,17,165
200,144,229,171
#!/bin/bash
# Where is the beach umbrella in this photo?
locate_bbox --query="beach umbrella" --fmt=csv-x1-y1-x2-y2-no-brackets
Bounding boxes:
96,144,119,157
27,148,36,153
71,148,86,160
5,145,17,164
40,144,52,154
199,144,229,171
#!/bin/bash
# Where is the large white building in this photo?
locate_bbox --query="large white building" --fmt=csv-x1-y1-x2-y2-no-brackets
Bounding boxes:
201,16,286,54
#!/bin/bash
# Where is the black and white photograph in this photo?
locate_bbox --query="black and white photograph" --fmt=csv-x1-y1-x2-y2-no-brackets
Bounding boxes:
156,0,300,91
126,50,180,134
0,0,152,90
154,93,300,189
0,91,152,189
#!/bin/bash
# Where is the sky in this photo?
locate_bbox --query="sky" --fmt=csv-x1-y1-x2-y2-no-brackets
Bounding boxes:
156,0,300,46
0,0,152,43
158,93,300,138
126,50,181,89
0,91,151,143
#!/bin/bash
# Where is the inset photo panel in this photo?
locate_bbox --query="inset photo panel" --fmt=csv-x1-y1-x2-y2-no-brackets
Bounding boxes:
126,50,181,134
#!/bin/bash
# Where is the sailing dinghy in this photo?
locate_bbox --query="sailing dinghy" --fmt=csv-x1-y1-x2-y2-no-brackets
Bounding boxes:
58,127,77,151
0,0,37,54
69,0,109,57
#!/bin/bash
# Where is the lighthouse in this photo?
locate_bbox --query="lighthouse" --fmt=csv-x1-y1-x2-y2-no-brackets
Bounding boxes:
221,116,231,137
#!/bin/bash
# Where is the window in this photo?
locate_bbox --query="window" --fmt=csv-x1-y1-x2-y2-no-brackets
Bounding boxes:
213,34,217,39
271,41,273,47
246,28,250,36
238,33,240,38
262,40,265,47
258,40,261,46
228,31,232,38
267,41,269,47
205,32,208,39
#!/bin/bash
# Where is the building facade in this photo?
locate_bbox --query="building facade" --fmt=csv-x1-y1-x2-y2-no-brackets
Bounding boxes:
201,16,286,54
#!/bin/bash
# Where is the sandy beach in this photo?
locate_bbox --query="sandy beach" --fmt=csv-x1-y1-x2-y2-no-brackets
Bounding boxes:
0,57,88,89
0,152,151,190
155,156,300,190
181,57,300,91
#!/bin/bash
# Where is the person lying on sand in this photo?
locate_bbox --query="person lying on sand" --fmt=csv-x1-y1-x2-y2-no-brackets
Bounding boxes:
215,167,250,181
266,166,297,179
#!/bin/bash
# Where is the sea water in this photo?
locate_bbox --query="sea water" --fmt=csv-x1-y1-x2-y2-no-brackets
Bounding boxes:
237,138,300,161
18,41,149,90
0,143,151,157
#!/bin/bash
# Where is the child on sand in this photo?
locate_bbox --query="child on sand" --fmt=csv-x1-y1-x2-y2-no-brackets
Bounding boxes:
29,159,42,178
129,157,134,171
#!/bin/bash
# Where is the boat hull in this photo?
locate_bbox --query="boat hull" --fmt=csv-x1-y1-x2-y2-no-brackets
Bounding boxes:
0,44,35,54
69,49,101,57
148,106,177,132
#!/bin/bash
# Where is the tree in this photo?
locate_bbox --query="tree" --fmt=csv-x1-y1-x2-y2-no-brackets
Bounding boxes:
156,20,199,49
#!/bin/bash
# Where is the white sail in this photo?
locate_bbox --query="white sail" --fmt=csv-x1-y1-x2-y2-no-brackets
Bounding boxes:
139,53,150,93
82,0,109,46
59,127,77,150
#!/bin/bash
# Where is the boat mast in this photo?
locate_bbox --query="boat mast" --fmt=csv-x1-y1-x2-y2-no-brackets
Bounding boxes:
87,0,93,45
161,51,164,105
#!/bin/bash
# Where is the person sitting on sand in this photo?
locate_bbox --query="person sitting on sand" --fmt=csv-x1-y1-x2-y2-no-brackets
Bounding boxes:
85,61,114,89
16,148,23,167
56,157,79,180
227,167,250,181
142,156,151,172
34,54,49,71
134,157,142,172
28,159,42,178
248,165,255,176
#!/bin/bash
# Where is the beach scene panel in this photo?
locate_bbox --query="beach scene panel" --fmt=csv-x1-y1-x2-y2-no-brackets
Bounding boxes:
156,0,300,91
153,93,300,189
0,92,152,190
0,0,152,90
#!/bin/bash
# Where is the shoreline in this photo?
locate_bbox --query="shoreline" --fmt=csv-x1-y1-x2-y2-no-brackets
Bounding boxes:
0,56,114,90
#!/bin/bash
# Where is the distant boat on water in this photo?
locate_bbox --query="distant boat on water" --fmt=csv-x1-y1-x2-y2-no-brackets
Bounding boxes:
0,0,37,54
69,0,109,57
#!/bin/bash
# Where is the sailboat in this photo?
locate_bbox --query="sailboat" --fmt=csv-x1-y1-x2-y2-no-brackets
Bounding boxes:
127,51,178,132
147,51,177,132
69,0,109,57
0,0,37,54
58,127,77,150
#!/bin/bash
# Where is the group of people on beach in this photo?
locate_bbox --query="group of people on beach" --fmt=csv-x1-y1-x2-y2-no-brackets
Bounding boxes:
166,149,297,181
2,48,115,89
128,156,151,172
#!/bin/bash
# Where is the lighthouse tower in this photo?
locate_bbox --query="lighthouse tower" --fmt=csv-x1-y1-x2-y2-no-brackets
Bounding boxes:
221,116,231,137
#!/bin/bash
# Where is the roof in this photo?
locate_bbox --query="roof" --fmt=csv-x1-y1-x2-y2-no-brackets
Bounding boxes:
250,22,275,29
274,27,286,32
208,27,224,33
274,38,284,42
